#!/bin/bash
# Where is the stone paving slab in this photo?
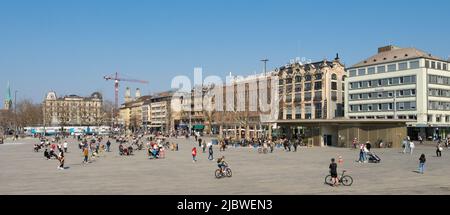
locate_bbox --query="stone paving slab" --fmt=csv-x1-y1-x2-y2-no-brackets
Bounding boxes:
0,137,449,195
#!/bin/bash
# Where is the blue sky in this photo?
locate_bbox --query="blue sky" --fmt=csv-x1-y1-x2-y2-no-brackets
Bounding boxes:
1,0,450,103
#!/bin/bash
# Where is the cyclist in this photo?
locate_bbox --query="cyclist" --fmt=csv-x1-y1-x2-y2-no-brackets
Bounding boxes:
329,158,338,187
217,156,227,173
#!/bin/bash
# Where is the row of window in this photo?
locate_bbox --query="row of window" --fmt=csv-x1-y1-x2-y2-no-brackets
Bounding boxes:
428,115,450,123
428,101,450,111
428,75,450,85
350,115,417,120
349,75,416,89
428,89,450,97
284,103,323,119
425,60,448,71
350,101,417,112
349,89,416,100
279,81,342,94
349,60,421,77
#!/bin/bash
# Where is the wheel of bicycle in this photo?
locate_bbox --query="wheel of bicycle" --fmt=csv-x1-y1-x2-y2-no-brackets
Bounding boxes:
324,175,333,185
215,169,222,178
341,175,353,186
257,148,262,153
226,168,232,177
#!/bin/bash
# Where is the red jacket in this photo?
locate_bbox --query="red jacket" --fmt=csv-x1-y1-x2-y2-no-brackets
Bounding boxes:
192,148,197,156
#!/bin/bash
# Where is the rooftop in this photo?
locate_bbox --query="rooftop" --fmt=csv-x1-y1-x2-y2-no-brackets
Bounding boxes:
350,45,444,68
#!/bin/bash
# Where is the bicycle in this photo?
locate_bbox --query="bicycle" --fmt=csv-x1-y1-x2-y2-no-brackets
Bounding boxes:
257,146,268,154
215,163,232,179
324,170,353,186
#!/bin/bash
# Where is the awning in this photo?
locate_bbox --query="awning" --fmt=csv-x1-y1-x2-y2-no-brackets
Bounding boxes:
193,125,205,130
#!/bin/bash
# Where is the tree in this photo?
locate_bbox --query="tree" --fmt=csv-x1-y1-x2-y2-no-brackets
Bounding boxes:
16,99,43,127
102,100,114,126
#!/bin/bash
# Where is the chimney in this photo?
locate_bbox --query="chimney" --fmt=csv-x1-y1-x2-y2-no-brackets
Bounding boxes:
135,88,141,99
125,87,131,103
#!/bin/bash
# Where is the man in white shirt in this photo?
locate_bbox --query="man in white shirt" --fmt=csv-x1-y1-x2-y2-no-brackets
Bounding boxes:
63,141,68,153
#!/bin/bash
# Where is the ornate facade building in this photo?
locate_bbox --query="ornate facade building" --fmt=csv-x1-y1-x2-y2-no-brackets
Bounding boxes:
43,91,103,126
277,55,346,121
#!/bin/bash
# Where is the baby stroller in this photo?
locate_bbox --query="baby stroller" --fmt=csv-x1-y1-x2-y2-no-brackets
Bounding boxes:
367,152,381,163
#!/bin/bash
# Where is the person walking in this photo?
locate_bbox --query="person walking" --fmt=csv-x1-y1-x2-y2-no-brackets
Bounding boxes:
208,144,214,161
63,141,68,153
201,141,206,153
418,154,426,174
198,138,202,147
58,151,65,170
436,143,443,157
106,140,111,152
402,137,409,154
82,147,89,164
418,135,423,144
358,143,365,163
293,139,298,152
363,143,369,163
409,140,415,155
192,147,197,163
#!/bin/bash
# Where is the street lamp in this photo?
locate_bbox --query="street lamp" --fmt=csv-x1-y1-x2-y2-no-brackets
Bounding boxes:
261,59,269,75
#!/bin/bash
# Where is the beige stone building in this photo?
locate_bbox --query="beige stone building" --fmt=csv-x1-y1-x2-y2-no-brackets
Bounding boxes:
118,88,151,131
277,55,346,121
43,91,103,126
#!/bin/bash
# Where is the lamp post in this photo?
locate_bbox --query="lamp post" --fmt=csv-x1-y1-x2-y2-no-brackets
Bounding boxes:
261,59,269,75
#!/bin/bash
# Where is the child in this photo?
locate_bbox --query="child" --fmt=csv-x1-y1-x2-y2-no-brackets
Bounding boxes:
192,147,197,163
329,158,338,186
418,154,426,174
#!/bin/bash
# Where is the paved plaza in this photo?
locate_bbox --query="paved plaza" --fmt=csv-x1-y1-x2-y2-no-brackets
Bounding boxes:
0,137,450,195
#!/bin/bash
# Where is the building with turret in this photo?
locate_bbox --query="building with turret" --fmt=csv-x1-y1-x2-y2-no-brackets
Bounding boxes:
3,82,12,111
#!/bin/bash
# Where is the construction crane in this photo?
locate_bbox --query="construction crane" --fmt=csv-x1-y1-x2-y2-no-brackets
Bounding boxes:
103,72,148,120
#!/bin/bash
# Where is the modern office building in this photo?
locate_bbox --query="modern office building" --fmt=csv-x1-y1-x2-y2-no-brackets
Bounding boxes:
346,45,450,139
